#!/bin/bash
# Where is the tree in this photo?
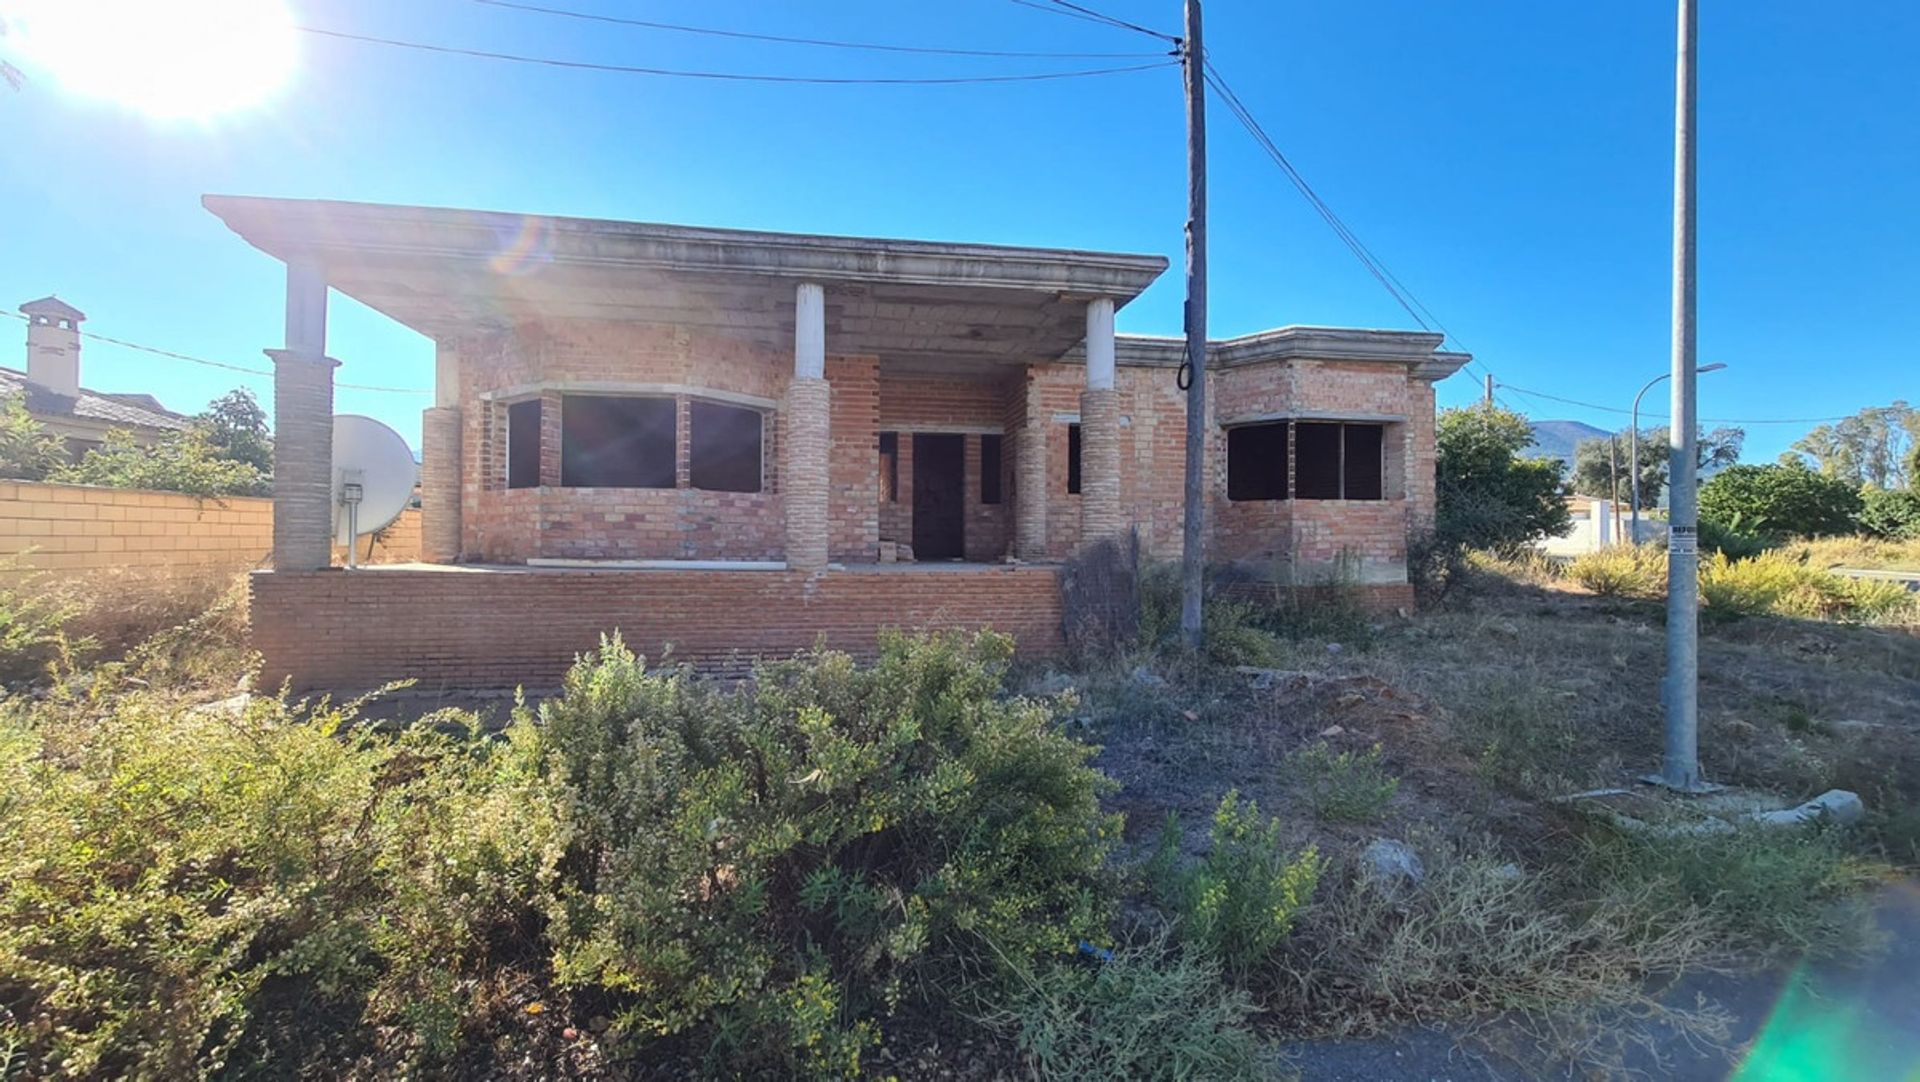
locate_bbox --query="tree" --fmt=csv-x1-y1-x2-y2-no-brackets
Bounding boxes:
1697,461,1862,539
1571,426,1744,504
194,388,272,495
1789,401,1918,489
1434,403,1571,552
1858,487,1920,541
54,428,264,499
0,394,64,481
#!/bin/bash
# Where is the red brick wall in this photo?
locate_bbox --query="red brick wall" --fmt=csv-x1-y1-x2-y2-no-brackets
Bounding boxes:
450,321,880,564
875,373,1014,561
250,566,1064,691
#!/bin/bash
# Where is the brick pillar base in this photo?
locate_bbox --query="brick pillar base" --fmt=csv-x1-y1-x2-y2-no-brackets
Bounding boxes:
1079,388,1122,546
420,406,462,563
783,377,831,570
267,349,339,571
1015,417,1050,559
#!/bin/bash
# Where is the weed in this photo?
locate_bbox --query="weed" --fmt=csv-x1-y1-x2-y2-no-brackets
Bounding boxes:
1448,677,1589,797
981,928,1266,1082
1285,742,1400,823
1580,825,1882,958
1701,550,1918,624
1148,792,1322,979
1272,837,1734,1070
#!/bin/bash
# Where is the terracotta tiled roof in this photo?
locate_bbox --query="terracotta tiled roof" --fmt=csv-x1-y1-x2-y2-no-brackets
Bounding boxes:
0,365,189,432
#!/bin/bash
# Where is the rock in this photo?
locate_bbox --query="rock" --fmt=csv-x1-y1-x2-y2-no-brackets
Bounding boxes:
1750,789,1865,829
1318,724,1345,738
1130,666,1169,690
1492,862,1524,881
1326,642,1345,655
1359,838,1425,891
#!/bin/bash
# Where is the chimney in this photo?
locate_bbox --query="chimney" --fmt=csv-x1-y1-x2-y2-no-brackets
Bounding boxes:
19,295,85,398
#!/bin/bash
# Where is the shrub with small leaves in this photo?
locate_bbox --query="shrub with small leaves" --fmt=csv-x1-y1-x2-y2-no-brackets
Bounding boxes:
535,630,1119,1078
1286,742,1401,823
1149,791,1322,979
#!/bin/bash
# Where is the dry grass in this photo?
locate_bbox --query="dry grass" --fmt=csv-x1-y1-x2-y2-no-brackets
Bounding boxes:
0,565,252,691
1781,535,1920,573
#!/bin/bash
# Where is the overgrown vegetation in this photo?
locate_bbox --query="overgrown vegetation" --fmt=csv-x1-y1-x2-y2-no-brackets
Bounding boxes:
1698,461,1864,540
1559,544,1918,625
1148,792,1322,980
1284,741,1400,822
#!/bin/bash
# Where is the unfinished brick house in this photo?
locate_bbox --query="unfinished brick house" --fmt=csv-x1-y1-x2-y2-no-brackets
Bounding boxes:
204,196,1467,690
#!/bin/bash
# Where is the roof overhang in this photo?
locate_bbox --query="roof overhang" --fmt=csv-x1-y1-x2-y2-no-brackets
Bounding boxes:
1070,326,1470,382
203,196,1169,366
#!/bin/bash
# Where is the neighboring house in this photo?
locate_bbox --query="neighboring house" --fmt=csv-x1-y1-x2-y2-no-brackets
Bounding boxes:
5,296,188,458
206,196,1469,690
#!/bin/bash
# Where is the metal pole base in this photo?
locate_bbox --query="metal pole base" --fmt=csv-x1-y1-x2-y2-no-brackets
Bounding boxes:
1638,771,1725,795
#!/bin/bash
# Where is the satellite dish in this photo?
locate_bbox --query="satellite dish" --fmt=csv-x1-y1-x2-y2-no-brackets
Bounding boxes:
331,414,417,564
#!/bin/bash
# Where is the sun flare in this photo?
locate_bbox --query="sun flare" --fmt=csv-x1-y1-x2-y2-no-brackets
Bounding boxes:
2,0,295,119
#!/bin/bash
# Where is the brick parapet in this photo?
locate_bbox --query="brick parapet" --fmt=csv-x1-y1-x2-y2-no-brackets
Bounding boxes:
250,565,1065,691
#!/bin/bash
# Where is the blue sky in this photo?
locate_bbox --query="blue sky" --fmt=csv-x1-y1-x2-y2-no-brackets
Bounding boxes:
1,0,1914,462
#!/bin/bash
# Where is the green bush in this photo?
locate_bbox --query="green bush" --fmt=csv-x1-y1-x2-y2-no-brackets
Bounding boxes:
1565,543,1667,599
0,689,561,1078
1149,792,1322,979
1435,404,1572,553
1285,742,1400,823
1699,516,1772,559
983,930,1266,1081
1137,562,1284,667
1858,486,1920,541
0,561,79,685
536,630,1119,1077
1698,463,1863,539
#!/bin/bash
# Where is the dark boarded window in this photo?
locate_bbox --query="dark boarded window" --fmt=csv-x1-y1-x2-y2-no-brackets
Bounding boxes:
560,395,675,488
1342,424,1385,500
688,400,763,493
1226,422,1288,501
980,434,1003,504
506,398,542,489
1293,422,1343,500
1066,424,1082,495
878,431,899,503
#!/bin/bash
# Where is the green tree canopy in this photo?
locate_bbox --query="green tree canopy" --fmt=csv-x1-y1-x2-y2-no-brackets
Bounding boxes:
1789,401,1917,490
195,388,273,484
1698,461,1862,539
1435,403,1571,552
1570,426,1744,504
54,428,264,499
0,394,64,482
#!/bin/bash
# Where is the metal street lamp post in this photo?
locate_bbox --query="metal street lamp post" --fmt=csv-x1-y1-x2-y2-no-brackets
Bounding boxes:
1628,362,1726,543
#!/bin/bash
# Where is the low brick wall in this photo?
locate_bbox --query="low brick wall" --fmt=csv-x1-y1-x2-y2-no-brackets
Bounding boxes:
250,565,1064,692
0,481,420,576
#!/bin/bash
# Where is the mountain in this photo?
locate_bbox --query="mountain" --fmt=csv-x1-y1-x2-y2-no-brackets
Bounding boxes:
1528,420,1611,464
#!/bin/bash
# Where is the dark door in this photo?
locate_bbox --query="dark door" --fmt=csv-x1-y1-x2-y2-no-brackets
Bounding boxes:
912,433,965,560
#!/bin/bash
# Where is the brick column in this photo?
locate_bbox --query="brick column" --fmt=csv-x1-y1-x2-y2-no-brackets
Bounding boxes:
420,406,462,563
1015,377,1050,560
267,349,339,571
785,282,831,570
1079,298,1121,546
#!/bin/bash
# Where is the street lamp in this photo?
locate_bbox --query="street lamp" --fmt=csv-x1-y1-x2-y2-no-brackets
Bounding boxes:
1629,362,1727,541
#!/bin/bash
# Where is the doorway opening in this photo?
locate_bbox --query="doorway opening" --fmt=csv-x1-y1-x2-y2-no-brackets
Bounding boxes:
911,433,965,560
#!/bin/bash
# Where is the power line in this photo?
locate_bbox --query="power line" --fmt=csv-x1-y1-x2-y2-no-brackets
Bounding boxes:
1,310,428,394
471,0,1161,59
1496,380,1847,426
1006,0,1179,43
298,25,1177,85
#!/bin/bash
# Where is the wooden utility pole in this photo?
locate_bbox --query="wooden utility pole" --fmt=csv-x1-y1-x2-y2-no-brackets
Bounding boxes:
1484,373,1495,407
1178,0,1208,650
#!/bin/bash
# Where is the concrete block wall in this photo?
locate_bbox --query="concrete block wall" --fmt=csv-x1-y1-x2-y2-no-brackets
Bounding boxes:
0,481,420,576
250,565,1064,691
